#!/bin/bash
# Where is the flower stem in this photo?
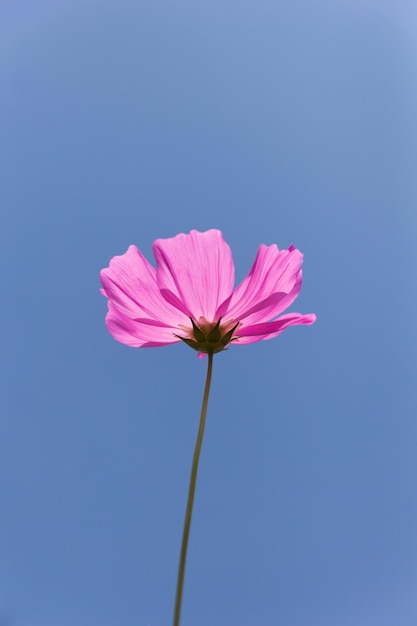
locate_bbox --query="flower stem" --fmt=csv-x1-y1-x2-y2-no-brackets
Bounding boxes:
173,351,214,626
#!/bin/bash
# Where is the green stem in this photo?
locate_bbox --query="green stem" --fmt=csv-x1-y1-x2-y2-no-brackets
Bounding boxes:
173,351,214,626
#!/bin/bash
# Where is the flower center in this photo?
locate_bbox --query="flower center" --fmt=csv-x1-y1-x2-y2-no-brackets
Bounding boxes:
176,317,240,354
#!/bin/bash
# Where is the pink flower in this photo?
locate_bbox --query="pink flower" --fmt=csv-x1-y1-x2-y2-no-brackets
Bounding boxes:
100,229,316,354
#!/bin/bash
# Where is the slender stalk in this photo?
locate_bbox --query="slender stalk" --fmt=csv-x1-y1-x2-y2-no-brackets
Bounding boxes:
173,351,214,626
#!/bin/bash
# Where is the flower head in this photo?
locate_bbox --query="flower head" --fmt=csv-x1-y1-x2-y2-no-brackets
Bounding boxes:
100,229,316,354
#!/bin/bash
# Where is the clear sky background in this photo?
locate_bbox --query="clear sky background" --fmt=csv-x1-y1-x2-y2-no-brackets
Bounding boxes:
1,1,417,625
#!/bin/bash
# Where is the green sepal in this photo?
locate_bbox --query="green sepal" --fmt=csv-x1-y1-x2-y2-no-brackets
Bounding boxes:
207,318,222,343
190,318,206,343
175,335,202,351
176,318,239,355
221,321,240,345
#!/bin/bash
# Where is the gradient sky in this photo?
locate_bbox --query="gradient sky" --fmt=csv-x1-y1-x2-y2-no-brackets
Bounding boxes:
1,1,417,625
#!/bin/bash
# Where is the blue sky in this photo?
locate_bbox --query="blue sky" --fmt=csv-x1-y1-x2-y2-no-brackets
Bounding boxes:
1,1,417,625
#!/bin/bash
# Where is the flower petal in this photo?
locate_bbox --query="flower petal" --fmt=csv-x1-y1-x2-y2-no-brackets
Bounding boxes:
219,244,303,323
235,313,317,344
105,302,181,348
236,272,303,326
153,229,235,321
100,245,187,327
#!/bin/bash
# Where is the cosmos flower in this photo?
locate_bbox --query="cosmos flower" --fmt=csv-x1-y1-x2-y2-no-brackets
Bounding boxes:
100,229,316,355
101,227,316,624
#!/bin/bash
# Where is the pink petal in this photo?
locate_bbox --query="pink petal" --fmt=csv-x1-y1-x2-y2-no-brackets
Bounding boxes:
235,273,303,327
219,244,303,323
153,229,235,321
236,313,317,344
105,302,181,348
100,245,188,327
